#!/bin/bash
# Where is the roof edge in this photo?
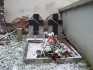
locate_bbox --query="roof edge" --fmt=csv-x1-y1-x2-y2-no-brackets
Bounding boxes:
59,0,93,12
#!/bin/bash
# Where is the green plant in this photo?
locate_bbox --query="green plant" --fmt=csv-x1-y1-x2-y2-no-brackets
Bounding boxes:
81,58,92,69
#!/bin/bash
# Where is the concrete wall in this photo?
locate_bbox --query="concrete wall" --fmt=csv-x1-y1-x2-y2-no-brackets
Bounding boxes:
4,0,78,23
62,3,93,66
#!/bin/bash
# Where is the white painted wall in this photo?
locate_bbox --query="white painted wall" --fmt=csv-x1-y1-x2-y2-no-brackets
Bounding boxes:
4,0,78,23
62,3,93,66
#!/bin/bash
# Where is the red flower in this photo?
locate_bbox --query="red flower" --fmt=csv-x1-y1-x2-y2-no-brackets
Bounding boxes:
52,53,59,60
63,50,72,55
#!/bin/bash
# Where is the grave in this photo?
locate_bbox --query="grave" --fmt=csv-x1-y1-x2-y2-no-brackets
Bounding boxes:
48,14,62,35
24,33,82,64
29,14,44,35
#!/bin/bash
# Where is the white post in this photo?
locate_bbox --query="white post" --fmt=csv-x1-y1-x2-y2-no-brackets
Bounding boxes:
17,28,22,41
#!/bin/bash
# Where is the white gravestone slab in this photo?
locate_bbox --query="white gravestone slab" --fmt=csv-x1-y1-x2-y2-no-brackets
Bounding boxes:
29,26,33,35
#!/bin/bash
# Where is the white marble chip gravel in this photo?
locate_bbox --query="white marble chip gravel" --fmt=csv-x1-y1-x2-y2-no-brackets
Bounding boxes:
0,39,89,70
